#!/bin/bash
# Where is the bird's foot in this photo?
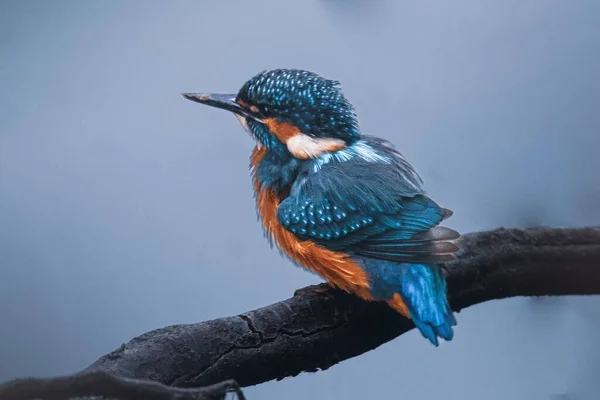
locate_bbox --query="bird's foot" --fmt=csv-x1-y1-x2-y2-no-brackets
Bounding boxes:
294,283,333,297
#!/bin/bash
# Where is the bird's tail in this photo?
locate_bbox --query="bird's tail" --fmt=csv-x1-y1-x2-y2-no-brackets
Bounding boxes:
387,263,456,346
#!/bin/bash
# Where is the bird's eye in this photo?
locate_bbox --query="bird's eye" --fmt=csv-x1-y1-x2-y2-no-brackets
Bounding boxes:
249,104,271,119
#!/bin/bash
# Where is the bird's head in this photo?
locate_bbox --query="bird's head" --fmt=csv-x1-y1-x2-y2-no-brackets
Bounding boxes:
183,69,360,159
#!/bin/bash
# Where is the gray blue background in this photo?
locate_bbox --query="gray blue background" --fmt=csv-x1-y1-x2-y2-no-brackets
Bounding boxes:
1,1,600,399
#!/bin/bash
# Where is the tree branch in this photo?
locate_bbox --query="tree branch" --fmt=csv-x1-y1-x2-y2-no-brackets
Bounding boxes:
2,226,599,399
0,372,245,400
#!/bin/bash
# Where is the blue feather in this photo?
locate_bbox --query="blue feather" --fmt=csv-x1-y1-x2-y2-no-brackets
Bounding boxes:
277,161,458,263
399,263,457,345
198,68,460,347
270,138,459,345
357,258,456,346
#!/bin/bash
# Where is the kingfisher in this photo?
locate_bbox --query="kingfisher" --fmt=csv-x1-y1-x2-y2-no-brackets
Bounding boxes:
182,69,460,346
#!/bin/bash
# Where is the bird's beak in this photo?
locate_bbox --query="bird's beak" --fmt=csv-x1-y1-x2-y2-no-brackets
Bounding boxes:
182,92,260,121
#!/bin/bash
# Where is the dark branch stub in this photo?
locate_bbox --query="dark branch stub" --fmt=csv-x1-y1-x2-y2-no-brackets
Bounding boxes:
0,371,245,400
0,226,599,399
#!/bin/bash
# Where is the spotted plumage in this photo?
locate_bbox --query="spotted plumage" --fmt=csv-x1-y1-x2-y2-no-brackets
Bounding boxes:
183,68,460,346
238,69,360,143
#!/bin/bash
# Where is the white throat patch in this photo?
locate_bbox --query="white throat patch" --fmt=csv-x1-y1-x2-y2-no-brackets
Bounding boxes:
286,133,346,159
234,114,250,133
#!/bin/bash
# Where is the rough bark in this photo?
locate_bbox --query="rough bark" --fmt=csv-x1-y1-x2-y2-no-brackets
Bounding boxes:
2,226,599,399
86,227,600,387
0,372,244,400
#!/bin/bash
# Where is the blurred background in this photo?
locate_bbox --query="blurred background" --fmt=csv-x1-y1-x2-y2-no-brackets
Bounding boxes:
1,1,599,399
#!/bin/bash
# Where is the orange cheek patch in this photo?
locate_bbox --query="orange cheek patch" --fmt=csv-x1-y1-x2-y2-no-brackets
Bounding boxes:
263,118,347,159
263,118,301,142
250,146,371,298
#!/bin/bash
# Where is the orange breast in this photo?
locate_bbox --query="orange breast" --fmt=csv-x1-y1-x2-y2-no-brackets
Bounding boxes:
250,146,372,299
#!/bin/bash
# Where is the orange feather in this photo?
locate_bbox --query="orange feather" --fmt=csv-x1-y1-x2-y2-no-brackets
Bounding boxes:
263,118,300,142
263,118,347,159
386,293,410,318
250,146,372,299
250,146,410,316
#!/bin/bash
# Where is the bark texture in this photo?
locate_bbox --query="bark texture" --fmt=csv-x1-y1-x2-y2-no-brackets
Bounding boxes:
2,226,599,400
85,227,600,387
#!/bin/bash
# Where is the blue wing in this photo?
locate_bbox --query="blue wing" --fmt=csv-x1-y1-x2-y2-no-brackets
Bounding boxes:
277,157,459,264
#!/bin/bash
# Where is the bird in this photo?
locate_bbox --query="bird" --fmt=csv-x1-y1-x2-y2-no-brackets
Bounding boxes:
182,69,460,346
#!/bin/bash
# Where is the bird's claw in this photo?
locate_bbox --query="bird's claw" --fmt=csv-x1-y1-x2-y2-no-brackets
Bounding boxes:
294,283,332,297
